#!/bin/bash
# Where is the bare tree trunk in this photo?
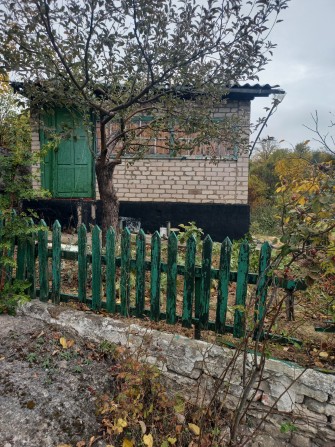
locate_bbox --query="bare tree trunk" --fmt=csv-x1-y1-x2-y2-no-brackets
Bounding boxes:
95,158,121,243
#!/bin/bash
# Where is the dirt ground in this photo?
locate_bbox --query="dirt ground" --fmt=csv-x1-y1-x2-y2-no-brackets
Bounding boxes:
0,314,115,447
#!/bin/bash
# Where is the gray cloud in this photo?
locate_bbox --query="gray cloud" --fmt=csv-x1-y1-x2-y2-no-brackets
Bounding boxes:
251,0,335,150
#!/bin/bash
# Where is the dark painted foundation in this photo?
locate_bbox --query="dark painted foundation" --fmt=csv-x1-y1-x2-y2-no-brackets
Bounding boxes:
23,199,250,241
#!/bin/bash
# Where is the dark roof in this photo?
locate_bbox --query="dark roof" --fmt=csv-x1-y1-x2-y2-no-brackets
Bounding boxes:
226,83,285,100
11,81,285,103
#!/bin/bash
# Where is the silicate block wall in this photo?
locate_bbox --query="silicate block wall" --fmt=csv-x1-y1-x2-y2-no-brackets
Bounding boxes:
98,155,249,204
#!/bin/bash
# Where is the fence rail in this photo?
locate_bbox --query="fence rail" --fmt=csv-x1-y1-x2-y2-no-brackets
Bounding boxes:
1,219,305,340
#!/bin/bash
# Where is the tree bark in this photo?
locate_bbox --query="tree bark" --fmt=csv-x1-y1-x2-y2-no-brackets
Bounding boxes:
95,158,121,243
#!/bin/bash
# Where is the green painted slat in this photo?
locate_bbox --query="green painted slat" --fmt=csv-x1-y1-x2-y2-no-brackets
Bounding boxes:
106,227,116,313
16,238,27,281
92,225,102,310
182,235,196,328
78,223,87,303
254,242,272,340
6,210,16,281
38,220,49,301
120,227,131,316
26,219,36,298
233,241,250,338
150,231,161,321
199,235,213,329
135,229,146,318
0,214,3,279
216,237,232,333
52,220,61,304
166,231,178,324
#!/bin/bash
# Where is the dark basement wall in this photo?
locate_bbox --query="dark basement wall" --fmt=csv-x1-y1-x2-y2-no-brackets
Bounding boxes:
22,199,250,241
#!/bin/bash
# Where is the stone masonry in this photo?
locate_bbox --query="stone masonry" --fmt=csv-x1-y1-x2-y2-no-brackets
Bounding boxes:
19,301,335,447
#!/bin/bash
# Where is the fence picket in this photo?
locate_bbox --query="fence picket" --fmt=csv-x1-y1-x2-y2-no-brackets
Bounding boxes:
166,231,178,324
106,227,116,313
135,229,146,317
26,219,36,298
16,238,27,281
6,210,16,281
254,242,272,340
52,220,61,304
78,223,87,303
233,240,250,338
120,227,131,316
182,235,196,328
38,220,49,301
216,237,232,333
199,235,213,329
150,231,161,321
92,225,102,310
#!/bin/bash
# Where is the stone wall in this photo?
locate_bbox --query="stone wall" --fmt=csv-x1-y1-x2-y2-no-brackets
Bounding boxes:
20,301,335,447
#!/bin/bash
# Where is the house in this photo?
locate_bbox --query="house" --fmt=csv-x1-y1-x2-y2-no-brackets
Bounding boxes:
22,83,285,240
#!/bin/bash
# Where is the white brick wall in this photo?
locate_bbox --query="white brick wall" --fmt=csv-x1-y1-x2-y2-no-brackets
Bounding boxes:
31,100,250,205
109,156,249,204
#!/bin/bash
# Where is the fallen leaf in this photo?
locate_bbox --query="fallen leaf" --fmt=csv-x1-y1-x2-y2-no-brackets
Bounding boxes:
60,337,68,349
188,423,200,436
122,439,134,447
143,433,154,447
117,418,127,429
319,351,329,358
67,339,75,348
168,437,177,444
76,442,86,447
139,420,147,434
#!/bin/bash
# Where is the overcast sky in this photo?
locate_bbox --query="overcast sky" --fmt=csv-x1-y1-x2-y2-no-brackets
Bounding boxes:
251,0,335,151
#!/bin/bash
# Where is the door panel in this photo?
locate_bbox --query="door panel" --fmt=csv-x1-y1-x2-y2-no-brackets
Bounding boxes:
41,109,94,198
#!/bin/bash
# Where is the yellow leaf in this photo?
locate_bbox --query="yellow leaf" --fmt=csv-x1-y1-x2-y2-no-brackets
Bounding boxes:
143,433,154,447
59,337,68,349
188,423,200,436
117,418,128,429
122,439,134,447
168,437,177,444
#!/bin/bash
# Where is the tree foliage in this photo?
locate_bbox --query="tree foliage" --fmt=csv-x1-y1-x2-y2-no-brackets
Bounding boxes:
0,0,289,235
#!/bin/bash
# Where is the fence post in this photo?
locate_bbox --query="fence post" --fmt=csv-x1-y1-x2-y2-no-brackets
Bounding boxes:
233,240,249,338
78,223,87,303
120,227,131,316
6,210,16,281
92,225,102,310
216,237,232,333
135,229,146,318
182,235,196,328
150,231,161,321
26,218,36,298
52,220,61,304
199,235,213,330
106,227,116,313
254,241,272,340
16,238,27,281
166,231,178,324
38,219,49,301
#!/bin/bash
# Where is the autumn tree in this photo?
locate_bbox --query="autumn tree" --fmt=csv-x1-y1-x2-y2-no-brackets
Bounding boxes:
0,0,289,237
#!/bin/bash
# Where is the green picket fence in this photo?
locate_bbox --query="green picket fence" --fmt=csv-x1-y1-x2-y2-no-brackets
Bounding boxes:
2,219,305,339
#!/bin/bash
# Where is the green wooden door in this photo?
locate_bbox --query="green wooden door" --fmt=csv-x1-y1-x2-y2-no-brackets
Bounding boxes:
40,109,94,198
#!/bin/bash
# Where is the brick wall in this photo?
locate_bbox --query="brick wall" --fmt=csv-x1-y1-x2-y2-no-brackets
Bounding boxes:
31,99,250,205
101,155,249,204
